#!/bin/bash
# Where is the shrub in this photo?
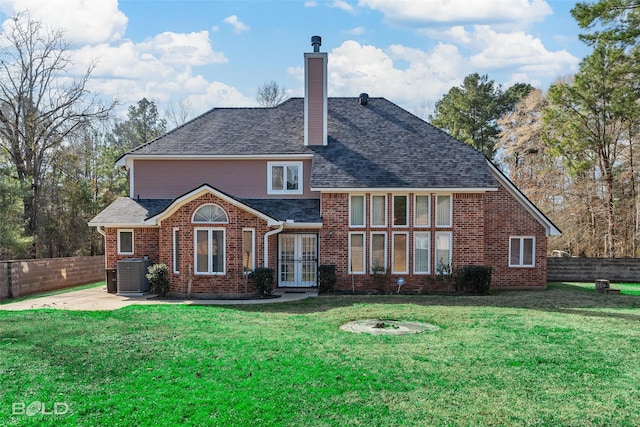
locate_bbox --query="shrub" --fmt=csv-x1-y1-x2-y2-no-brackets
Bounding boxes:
318,265,337,293
371,265,390,294
456,265,492,295
250,267,274,296
146,263,170,297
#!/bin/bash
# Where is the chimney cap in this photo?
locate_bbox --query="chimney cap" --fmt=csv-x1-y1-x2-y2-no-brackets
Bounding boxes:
311,35,322,52
359,93,369,106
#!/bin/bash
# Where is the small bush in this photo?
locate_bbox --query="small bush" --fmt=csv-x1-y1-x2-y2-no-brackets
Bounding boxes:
318,265,336,293
250,267,274,296
371,265,390,294
456,265,492,295
146,263,170,297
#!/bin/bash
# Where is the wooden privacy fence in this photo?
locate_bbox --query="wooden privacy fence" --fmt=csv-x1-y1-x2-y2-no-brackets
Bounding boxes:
0,256,105,300
547,257,640,283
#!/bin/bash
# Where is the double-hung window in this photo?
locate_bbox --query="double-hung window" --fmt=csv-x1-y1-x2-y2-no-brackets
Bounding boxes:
370,232,387,271
435,195,452,227
268,162,303,195
509,236,535,267
349,232,365,274
242,229,255,273
118,229,134,255
393,195,408,227
414,232,430,274
415,195,430,227
350,195,365,227
392,232,408,273
371,195,387,227
435,232,452,274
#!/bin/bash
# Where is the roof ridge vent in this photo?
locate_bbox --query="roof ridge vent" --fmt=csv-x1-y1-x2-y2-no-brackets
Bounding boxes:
359,93,369,106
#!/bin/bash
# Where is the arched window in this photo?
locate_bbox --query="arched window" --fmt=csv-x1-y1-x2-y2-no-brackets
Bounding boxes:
192,204,228,224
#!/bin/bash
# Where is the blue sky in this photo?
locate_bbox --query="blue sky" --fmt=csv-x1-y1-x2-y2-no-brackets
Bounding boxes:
0,0,593,119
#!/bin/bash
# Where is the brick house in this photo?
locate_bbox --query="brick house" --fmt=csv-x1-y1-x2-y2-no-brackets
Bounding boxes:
89,36,560,297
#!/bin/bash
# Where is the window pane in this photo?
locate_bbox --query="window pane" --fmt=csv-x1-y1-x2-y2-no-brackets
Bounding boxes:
371,233,386,270
393,195,407,226
350,195,364,226
350,233,364,273
196,230,209,273
414,233,430,273
120,232,133,253
286,165,299,190
173,229,179,273
436,195,451,227
523,238,534,266
393,234,407,273
212,230,224,273
510,238,521,266
272,166,284,191
243,230,253,272
435,233,451,273
415,196,430,226
193,204,228,223
372,195,386,226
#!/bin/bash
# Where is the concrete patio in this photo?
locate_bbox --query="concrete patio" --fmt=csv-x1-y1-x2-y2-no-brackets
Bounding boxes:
0,286,318,311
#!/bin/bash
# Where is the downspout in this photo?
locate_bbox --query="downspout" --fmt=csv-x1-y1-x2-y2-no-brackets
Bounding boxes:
96,226,107,269
264,222,285,268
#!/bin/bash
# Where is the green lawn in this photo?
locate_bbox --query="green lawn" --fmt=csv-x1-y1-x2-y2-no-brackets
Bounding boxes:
1,282,640,426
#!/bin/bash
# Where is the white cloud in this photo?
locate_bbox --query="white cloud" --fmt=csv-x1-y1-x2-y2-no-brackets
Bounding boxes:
345,26,366,35
0,0,127,44
289,40,466,112
304,0,318,6
359,0,552,26
463,26,579,76
137,31,227,66
330,0,356,14
185,82,255,111
223,15,250,34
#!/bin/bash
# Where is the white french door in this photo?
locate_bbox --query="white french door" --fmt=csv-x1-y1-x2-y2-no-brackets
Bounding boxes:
278,234,318,287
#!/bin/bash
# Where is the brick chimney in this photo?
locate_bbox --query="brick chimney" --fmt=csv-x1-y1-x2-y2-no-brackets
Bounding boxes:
304,35,327,146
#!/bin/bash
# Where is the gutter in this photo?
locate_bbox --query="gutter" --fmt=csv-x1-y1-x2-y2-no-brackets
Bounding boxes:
263,222,285,268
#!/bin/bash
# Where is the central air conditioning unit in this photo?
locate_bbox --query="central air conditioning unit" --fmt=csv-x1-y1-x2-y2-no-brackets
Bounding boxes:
117,258,150,294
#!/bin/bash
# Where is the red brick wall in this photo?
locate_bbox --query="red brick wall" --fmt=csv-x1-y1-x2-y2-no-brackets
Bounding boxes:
484,186,547,288
105,228,159,269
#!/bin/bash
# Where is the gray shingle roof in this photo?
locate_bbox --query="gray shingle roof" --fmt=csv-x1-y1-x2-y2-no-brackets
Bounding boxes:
89,196,321,226
123,97,497,190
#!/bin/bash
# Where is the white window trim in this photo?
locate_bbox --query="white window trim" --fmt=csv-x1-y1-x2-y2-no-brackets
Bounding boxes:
242,228,255,274
509,236,536,268
348,232,366,274
392,232,409,274
172,227,180,274
370,194,387,228
117,229,134,255
435,231,452,273
414,194,431,228
267,161,304,195
349,194,366,228
194,227,226,275
435,194,453,228
413,231,431,275
392,194,409,228
370,231,387,272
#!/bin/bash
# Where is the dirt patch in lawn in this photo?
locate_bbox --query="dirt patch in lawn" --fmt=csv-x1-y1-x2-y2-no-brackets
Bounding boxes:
339,319,440,335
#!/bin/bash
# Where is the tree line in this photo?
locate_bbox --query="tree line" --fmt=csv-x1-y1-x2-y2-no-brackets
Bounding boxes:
1,1,639,259
431,0,640,257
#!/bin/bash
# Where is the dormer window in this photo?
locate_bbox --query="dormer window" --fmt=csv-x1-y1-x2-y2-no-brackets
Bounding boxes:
268,162,303,195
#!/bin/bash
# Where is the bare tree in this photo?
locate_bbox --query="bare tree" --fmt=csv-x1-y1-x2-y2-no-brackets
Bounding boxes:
165,98,194,128
256,80,288,107
0,15,114,254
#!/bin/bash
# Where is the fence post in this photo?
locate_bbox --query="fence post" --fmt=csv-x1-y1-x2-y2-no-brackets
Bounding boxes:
6,261,12,299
